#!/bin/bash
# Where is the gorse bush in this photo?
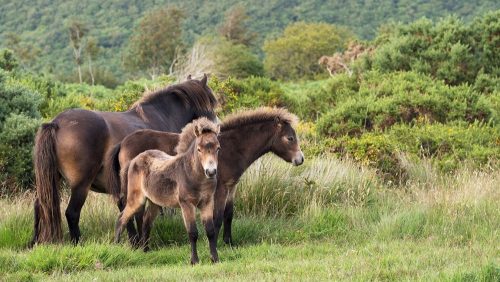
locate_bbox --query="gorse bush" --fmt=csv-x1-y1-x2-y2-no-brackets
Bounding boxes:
366,11,500,86
317,71,497,137
322,122,499,181
0,70,42,190
210,76,287,115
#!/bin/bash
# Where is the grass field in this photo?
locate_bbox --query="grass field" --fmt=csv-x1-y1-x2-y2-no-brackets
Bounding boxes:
1,156,499,281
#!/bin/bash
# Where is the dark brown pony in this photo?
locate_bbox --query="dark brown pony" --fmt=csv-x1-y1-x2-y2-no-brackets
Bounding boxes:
32,75,218,245
115,118,221,265
107,107,304,248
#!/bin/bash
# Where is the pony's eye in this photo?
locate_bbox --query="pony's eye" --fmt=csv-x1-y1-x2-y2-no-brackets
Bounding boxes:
287,136,294,142
197,147,202,152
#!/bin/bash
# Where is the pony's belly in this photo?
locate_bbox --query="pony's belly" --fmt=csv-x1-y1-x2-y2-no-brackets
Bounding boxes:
144,189,179,208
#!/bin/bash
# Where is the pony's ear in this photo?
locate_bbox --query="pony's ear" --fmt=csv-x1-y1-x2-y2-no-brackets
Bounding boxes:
187,74,192,80
275,116,283,128
193,124,202,137
201,73,208,85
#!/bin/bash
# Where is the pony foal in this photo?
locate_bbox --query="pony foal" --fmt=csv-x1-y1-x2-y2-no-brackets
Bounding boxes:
114,118,220,264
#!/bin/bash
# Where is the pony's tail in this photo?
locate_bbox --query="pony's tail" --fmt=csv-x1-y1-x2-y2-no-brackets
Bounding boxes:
120,161,131,205
34,122,62,243
105,143,122,204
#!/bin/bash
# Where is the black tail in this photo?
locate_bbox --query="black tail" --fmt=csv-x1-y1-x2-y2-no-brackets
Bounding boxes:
33,122,62,243
105,143,122,203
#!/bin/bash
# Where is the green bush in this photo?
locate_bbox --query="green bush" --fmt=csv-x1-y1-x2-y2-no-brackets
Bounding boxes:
317,71,497,137
319,122,499,181
367,12,500,86
210,76,287,115
0,70,42,191
0,114,41,190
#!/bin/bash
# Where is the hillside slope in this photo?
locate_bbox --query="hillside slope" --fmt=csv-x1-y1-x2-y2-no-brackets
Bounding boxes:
0,0,498,82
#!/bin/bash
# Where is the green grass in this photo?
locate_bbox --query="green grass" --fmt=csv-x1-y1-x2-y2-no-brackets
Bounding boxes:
0,156,499,281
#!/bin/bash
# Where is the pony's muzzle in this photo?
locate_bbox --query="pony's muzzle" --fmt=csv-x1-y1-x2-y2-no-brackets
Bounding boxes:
292,151,305,166
205,168,217,178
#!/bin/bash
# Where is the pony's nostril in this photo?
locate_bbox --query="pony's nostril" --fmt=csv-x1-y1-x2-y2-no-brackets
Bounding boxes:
205,168,217,177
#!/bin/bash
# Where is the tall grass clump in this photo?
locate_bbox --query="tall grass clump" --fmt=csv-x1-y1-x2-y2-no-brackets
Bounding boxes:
235,155,379,217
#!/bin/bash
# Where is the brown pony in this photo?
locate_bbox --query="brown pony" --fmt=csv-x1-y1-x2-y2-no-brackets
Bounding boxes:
114,118,221,265
32,75,217,245
107,107,304,248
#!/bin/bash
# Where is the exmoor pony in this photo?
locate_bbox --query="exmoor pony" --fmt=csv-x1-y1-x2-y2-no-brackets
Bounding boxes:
114,118,221,264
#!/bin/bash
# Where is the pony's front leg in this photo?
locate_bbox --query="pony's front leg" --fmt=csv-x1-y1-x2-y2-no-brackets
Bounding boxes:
180,201,199,265
200,198,219,263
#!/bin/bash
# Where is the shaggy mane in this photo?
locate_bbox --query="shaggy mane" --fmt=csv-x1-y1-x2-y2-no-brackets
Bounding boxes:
129,78,218,115
220,107,298,132
175,117,220,154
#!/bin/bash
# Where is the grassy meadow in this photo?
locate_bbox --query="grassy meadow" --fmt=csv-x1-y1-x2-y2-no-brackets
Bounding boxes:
1,156,498,281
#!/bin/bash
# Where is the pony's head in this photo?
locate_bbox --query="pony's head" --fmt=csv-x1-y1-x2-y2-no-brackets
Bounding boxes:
270,114,304,166
177,117,220,179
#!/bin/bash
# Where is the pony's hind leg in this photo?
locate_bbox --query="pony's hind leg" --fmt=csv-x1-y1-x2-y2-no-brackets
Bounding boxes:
114,201,143,244
114,188,145,244
223,200,235,246
66,178,93,245
140,203,160,252
29,198,41,247
117,197,140,247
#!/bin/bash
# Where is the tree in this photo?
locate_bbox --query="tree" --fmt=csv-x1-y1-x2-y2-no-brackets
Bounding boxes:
263,22,353,80
124,6,185,79
174,36,263,80
85,36,100,86
218,5,255,46
68,20,88,84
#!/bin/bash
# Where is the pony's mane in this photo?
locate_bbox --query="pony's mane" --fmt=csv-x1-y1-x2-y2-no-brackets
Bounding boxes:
175,117,220,154
130,79,218,115
220,107,298,132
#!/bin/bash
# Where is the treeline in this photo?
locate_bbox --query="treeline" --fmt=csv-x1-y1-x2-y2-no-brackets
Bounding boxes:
0,11,498,192
0,0,498,83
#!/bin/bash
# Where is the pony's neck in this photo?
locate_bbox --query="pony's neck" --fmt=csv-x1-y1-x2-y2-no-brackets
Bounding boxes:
135,97,195,131
221,121,276,173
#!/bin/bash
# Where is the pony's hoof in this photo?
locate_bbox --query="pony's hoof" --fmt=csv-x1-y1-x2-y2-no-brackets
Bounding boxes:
211,256,219,263
143,246,150,252
190,257,199,265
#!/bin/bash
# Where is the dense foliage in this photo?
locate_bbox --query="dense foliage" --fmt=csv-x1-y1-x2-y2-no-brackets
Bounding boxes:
0,0,498,82
0,59,42,190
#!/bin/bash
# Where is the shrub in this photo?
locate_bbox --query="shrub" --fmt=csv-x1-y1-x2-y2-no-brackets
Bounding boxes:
320,122,499,181
0,70,42,191
317,71,497,137
0,114,41,190
210,76,287,115
367,12,500,86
